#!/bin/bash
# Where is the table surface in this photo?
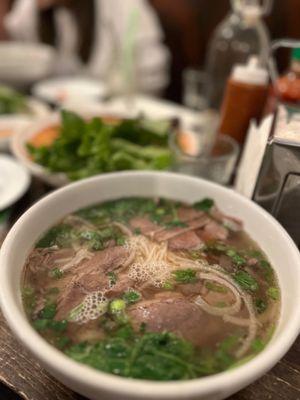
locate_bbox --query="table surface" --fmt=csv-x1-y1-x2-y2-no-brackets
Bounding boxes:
0,179,299,400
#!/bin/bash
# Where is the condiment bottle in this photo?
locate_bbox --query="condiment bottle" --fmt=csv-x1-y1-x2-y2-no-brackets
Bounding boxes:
219,56,268,144
266,48,300,113
205,0,272,109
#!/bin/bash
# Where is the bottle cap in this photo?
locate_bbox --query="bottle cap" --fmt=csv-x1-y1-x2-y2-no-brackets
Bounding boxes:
292,48,300,61
241,5,262,25
231,0,272,19
231,56,269,85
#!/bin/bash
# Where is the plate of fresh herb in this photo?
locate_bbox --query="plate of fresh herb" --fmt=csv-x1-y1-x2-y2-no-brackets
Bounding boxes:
12,109,174,187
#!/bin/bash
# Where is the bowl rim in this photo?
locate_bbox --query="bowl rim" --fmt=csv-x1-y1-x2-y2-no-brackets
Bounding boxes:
1,171,300,399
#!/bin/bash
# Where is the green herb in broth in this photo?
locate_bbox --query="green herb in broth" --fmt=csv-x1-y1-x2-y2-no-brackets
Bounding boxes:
108,300,128,324
65,324,243,380
36,224,73,248
205,281,228,293
163,281,174,290
76,197,183,229
40,303,56,319
123,290,141,304
205,242,247,267
251,338,265,353
193,198,214,212
65,327,199,380
33,303,67,333
255,298,268,314
107,271,117,286
233,271,259,292
165,220,187,229
22,196,280,381
173,269,198,284
79,230,105,250
267,287,280,301
109,299,126,313
49,268,64,279
22,287,36,314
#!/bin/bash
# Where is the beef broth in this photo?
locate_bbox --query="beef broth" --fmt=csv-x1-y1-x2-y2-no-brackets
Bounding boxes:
22,197,280,381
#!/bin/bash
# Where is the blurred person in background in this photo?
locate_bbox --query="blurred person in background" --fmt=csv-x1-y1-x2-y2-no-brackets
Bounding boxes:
0,0,169,95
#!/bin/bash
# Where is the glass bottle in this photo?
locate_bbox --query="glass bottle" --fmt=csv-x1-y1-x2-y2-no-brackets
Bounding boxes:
205,0,272,110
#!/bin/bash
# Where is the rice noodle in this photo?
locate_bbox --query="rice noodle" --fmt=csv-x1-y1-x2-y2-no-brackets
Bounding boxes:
60,248,94,272
235,294,257,358
113,222,133,237
64,214,96,230
194,270,257,358
223,315,252,327
154,217,209,241
195,273,242,316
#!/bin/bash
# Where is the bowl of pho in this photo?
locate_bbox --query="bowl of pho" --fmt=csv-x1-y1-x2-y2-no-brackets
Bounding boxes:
0,171,300,400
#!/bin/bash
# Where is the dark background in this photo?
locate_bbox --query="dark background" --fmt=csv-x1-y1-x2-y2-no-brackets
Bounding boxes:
149,0,300,101
1,0,300,103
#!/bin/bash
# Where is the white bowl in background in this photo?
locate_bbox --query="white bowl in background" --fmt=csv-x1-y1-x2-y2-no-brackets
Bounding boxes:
0,154,30,211
0,171,300,400
32,76,108,106
0,42,56,87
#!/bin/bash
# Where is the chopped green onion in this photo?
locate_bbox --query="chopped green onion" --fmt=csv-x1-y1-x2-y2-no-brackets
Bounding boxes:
49,268,64,279
173,269,198,284
233,271,259,292
123,290,141,304
193,198,214,212
109,299,126,314
267,287,280,301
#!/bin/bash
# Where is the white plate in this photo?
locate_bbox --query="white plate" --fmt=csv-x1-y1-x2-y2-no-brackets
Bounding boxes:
11,109,127,187
32,77,108,105
0,154,30,211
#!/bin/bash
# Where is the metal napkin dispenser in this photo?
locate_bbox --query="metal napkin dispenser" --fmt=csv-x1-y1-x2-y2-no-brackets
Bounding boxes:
253,105,300,247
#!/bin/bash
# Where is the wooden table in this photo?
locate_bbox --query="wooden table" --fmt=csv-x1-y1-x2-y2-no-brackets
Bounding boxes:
1,180,299,400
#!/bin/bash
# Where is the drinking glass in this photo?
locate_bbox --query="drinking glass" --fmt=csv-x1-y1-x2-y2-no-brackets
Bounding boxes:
170,130,239,185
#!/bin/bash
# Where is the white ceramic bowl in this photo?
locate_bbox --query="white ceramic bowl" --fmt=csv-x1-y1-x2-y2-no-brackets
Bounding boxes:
1,172,300,400
32,76,108,105
0,154,30,211
0,42,55,87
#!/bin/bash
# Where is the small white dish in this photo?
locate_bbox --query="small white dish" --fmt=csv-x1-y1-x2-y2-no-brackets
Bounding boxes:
0,154,30,211
32,76,108,105
0,171,300,400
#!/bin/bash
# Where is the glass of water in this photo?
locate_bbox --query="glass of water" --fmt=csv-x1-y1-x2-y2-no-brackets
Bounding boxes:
169,129,239,186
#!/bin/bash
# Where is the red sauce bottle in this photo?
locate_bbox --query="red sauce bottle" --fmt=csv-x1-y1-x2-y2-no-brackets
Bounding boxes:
276,48,300,104
219,57,269,145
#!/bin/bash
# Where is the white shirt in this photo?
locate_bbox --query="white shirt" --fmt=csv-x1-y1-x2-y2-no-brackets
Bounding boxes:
5,0,170,93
